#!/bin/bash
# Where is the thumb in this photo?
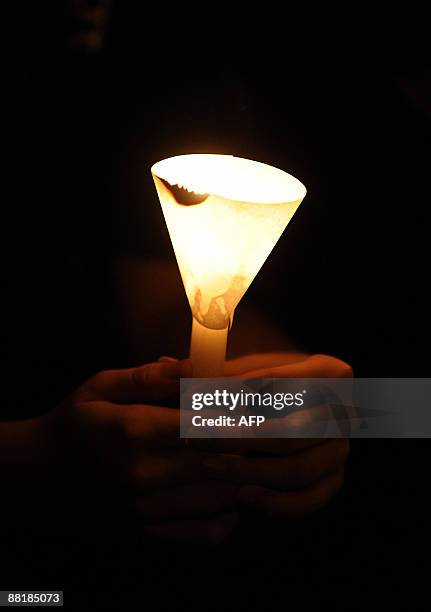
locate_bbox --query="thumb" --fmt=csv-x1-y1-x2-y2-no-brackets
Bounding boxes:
81,359,193,403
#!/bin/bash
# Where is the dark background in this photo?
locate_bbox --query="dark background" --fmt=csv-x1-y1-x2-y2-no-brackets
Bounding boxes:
1,2,430,607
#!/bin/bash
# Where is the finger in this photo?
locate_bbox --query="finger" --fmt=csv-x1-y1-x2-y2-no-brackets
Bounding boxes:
158,356,179,363
238,467,346,518
236,353,353,379
224,352,309,376
188,437,325,455
128,448,211,488
186,404,335,455
143,511,239,547
203,439,350,489
82,401,182,448
131,481,237,522
81,359,193,403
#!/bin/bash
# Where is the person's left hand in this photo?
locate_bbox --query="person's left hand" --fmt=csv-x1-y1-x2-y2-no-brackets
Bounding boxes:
191,353,352,519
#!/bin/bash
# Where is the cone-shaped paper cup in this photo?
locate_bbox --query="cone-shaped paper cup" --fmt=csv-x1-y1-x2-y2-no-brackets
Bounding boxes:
152,154,306,376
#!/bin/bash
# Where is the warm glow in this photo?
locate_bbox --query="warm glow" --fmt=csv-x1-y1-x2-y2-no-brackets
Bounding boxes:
152,154,306,376
152,154,306,205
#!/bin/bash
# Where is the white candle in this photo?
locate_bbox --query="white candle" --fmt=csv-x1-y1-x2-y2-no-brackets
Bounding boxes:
152,154,306,378
189,318,227,377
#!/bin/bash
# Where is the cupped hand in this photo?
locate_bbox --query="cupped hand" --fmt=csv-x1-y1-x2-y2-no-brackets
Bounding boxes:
38,360,238,546
193,352,353,519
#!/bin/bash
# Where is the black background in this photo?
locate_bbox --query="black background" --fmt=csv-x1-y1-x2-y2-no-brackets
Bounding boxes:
1,3,430,608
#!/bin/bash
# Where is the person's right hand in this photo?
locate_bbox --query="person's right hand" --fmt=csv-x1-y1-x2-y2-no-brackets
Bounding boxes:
10,360,238,547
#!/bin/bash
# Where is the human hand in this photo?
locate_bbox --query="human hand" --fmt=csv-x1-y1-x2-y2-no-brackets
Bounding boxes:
1,360,237,547
57,360,239,545
192,353,352,519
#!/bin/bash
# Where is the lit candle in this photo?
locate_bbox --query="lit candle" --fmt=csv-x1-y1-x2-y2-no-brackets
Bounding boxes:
152,154,306,377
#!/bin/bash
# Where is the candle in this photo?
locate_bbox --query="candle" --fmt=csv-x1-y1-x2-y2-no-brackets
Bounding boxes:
152,154,306,377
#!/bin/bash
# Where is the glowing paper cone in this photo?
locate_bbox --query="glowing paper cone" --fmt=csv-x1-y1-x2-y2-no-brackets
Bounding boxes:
152,154,306,376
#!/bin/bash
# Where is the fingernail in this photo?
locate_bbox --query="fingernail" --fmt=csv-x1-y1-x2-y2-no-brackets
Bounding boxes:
160,361,184,380
158,356,178,363
133,361,182,385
